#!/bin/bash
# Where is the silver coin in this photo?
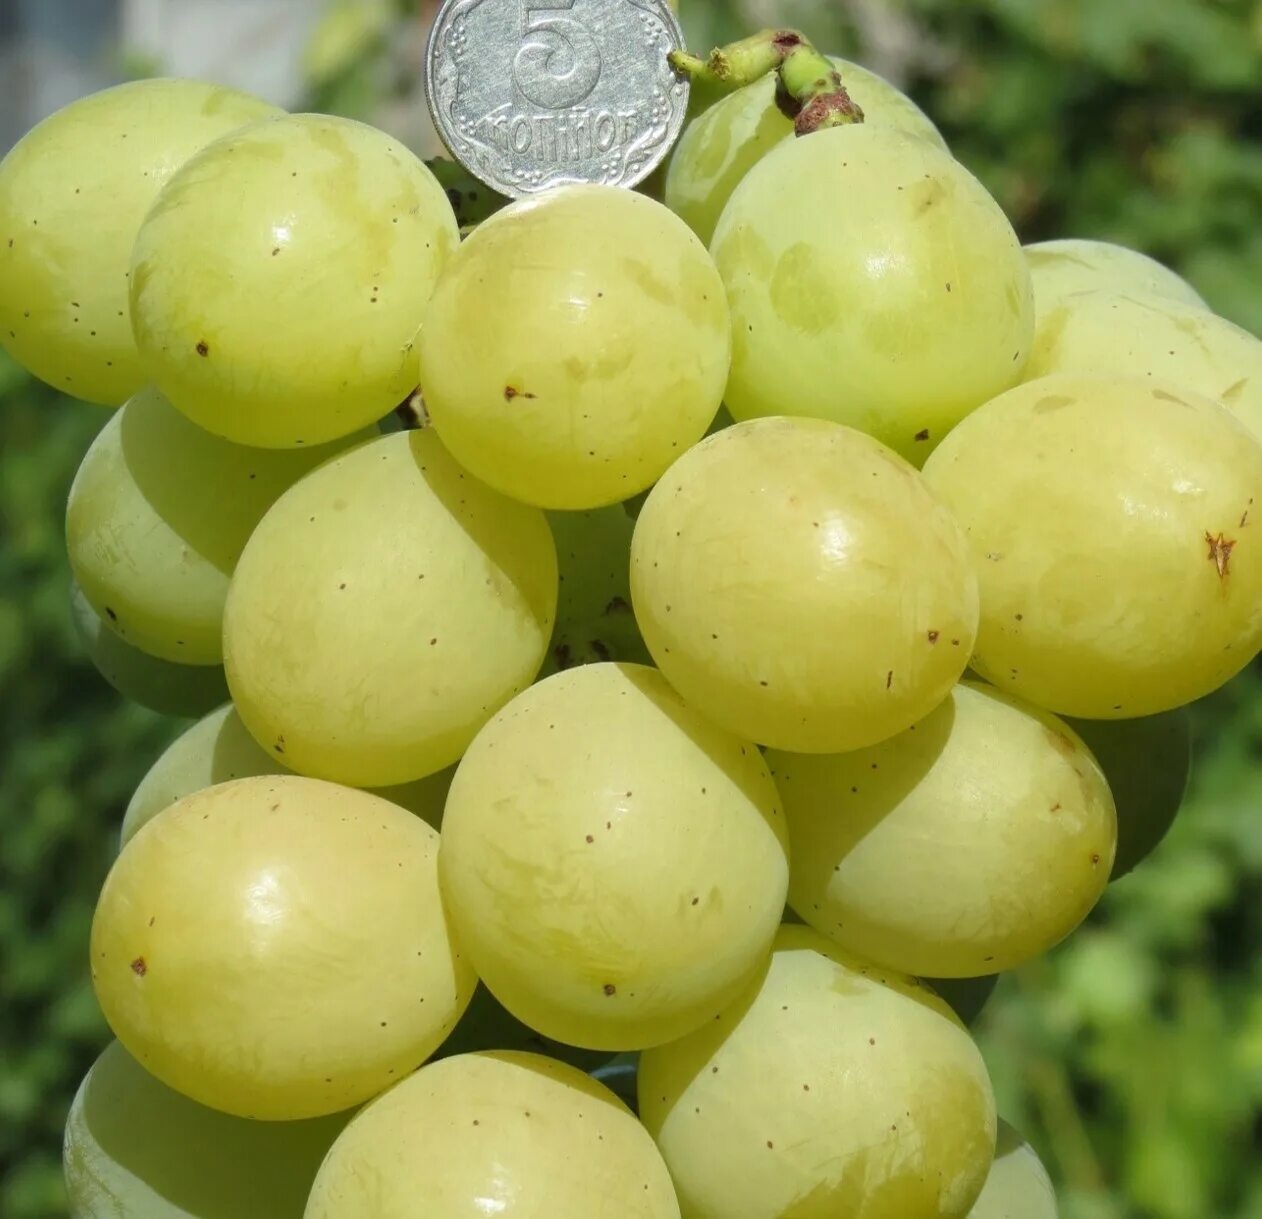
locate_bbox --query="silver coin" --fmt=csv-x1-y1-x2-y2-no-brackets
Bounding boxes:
425,0,689,198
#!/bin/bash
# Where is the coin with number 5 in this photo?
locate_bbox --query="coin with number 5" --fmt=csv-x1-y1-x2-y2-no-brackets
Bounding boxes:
426,0,689,197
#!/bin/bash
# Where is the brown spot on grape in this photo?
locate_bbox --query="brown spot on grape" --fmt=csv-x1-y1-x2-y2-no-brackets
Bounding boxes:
504,385,536,402
603,983,616,996
914,428,930,442
605,596,630,615
886,670,893,689
1205,531,1235,580
105,607,117,621
195,340,209,357
927,629,939,643
130,957,147,976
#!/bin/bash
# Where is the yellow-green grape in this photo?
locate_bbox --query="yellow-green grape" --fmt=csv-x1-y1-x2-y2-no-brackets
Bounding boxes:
121,703,455,848
224,430,556,787
666,58,946,245
67,387,362,666
1023,289,1262,440
418,185,730,509
305,1052,680,1219
639,925,996,1219
713,125,1032,462
1025,239,1206,317
0,79,279,406
771,681,1116,977
439,663,788,1050
435,984,613,1073
91,775,476,1120
967,1120,1057,1219
543,506,651,674
1066,708,1191,880
70,581,229,718
925,974,999,1027
630,418,977,753
63,1041,349,1219
923,375,1262,718
130,113,458,448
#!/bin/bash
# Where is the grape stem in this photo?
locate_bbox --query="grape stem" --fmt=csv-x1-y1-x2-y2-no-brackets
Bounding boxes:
669,29,865,136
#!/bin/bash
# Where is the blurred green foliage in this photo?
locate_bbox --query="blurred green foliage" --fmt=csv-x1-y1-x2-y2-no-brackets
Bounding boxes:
2,1,1261,1217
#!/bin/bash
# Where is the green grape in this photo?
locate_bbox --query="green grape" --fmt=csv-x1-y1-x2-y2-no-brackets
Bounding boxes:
418,185,730,508
1023,289,1262,440
63,1040,349,1219
543,505,651,674
925,974,1000,1027
1025,239,1206,317
1066,708,1191,880
0,79,279,406
639,925,996,1219
923,375,1262,718
712,125,1032,462
434,984,612,1073
224,430,557,787
121,703,456,848
967,1120,1057,1219
439,663,788,1051
666,57,946,245
67,386,363,666
130,113,458,448
70,580,229,718
305,1052,680,1219
630,417,977,753
91,775,476,1120
771,681,1116,978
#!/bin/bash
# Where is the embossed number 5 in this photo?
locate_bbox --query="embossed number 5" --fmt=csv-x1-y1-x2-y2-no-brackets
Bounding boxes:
513,0,601,110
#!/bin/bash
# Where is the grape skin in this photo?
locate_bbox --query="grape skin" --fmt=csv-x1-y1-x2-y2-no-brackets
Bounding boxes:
305,1052,680,1219
91,775,476,1120
630,417,978,754
67,387,363,665
438,663,789,1051
542,505,652,674
923,374,1262,718
1023,288,1262,440
966,1120,1057,1219
666,57,947,246
0,79,279,406
223,429,557,788
63,1041,349,1219
122,703,454,848
418,185,730,509
1066,708,1191,880
1025,238,1206,318
639,926,996,1219
70,580,229,718
712,124,1033,462
130,113,458,448
772,681,1117,978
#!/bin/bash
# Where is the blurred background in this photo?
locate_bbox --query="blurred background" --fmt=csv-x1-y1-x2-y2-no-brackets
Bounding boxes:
2,2,1261,1217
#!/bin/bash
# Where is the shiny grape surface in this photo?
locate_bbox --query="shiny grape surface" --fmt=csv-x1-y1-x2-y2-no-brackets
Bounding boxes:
713,124,1033,461
92,775,475,1119
666,57,946,245
772,681,1116,977
0,79,278,405
63,1041,348,1218
439,663,788,1050
639,926,996,1219
419,186,730,508
224,429,557,787
631,417,977,752
924,375,1262,717
131,113,458,447
305,1052,681,1219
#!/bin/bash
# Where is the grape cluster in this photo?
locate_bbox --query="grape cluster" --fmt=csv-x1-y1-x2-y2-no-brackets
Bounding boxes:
1,40,1252,1217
